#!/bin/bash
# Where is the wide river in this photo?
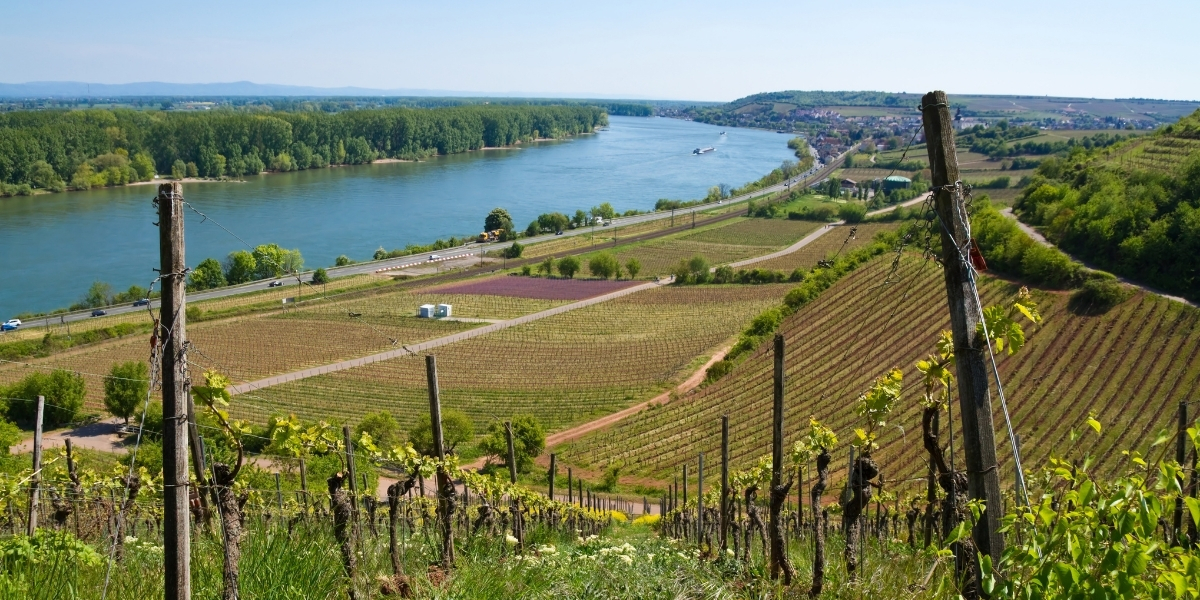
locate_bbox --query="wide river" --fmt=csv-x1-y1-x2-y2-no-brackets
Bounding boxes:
0,116,795,316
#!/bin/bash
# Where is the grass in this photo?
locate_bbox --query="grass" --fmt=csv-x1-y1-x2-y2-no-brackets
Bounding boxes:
239,284,793,432
557,253,1200,498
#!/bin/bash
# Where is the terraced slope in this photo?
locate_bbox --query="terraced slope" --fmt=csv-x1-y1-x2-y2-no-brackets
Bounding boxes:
556,254,1200,501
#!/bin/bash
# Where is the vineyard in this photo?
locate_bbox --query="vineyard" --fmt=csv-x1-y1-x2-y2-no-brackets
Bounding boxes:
750,223,901,272
556,252,1200,498
0,288,575,410
425,276,642,300
239,284,794,431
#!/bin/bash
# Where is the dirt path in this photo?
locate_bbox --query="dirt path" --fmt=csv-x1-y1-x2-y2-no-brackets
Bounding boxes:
13,417,128,454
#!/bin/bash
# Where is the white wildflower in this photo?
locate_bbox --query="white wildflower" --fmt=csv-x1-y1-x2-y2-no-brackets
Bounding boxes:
505,534,519,546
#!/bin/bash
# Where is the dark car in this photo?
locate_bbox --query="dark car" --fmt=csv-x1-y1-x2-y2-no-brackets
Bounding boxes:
91,309,107,317
268,280,284,287
132,298,150,307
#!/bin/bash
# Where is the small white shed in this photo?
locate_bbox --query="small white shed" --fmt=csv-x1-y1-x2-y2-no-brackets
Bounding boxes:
435,304,453,318
418,304,435,318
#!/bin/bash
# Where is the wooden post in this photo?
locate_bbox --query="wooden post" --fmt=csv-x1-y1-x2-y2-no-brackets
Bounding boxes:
275,473,283,514
26,395,44,536
922,90,1005,561
721,414,730,553
1174,402,1188,544
342,425,359,528
504,421,522,548
299,458,309,511
157,182,191,600
768,333,794,582
697,452,704,543
548,454,556,501
186,411,210,527
426,354,456,565
567,468,573,504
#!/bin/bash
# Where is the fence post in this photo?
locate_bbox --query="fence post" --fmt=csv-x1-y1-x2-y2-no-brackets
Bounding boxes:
426,354,456,566
26,395,44,536
548,454,556,501
721,414,730,554
1175,402,1188,544
922,90,1005,561
697,452,704,543
157,182,191,600
343,425,359,530
769,333,794,582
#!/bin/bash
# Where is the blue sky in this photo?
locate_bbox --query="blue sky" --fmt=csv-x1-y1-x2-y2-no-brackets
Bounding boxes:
3,0,1197,101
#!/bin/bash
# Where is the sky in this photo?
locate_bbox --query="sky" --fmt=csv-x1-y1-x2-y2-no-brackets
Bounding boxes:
2,0,1198,102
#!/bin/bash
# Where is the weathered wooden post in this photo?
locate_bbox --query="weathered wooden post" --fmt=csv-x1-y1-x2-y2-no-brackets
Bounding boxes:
426,355,456,566
768,334,794,583
26,395,44,536
922,89,1005,562
567,468,573,504
697,452,704,544
504,421,523,548
157,182,191,600
548,454,556,501
721,415,730,554
1175,402,1188,545
343,425,360,530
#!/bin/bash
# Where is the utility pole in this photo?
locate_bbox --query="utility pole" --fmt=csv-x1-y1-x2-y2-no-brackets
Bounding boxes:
157,182,191,600
921,90,1005,561
426,355,456,565
26,395,44,536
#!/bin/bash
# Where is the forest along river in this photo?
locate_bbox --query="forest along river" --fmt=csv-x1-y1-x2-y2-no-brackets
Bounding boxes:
0,116,795,315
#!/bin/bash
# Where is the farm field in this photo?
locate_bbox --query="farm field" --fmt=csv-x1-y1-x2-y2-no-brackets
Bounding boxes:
1101,129,1200,174
240,284,795,432
589,218,824,277
0,287,572,409
556,253,1200,500
750,222,901,272
427,275,642,300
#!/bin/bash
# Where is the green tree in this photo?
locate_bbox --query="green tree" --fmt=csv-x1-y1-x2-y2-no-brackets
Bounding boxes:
409,409,475,456
189,258,227,291
625,258,642,280
103,361,148,425
589,252,620,279
477,415,545,474
252,244,302,278
5,369,85,426
355,411,402,451
29,160,63,190
131,152,156,181
688,255,711,283
81,281,113,308
71,163,94,190
171,159,186,180
311,267,329,284
589,202,616,221
185,162,198,178
0,419,20,456
224,250,257,284
538,257,555,276
334,255,353,266
557,256,581,278
485,208,515,234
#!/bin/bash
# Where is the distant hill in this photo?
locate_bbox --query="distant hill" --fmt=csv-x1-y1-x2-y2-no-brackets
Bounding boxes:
0,81,655,100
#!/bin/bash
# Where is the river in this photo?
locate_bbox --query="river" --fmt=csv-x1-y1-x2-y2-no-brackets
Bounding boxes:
0,116,795,316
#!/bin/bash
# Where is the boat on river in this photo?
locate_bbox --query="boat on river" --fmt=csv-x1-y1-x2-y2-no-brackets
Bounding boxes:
693,147,715,155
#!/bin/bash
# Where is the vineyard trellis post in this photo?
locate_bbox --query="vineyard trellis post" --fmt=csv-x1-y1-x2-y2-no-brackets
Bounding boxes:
426,354,457,566
157,182,191,600
1174,401,1187,545
921,90,1006,562
342,425,360,531
697,452,704,544
720,414,730,554
26,395,44,536
548,453,556,501
504,420,523,548
768,333,794,582
567,468,573,504
186,412,211,527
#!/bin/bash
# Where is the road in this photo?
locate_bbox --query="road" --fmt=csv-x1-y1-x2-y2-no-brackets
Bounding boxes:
19,144,847,328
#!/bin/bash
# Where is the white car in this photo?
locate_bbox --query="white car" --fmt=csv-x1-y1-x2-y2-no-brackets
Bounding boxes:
428,254,440,261
1,319,20,331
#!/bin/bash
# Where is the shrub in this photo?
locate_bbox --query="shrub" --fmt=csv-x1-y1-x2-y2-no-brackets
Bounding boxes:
588,252,620,279
705,359,734,382
4,369,84,426
311,267,329,284
1069,276,1131,314
335,255,353,266
557,256,581,278
838,203,867,223
504,242,524,259
520,265,533,276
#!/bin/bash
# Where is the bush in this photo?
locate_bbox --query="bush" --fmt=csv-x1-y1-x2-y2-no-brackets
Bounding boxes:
355,410,403,451
705,359,734,382
1069,276,1131,314
334,255,353,266
4,369,84,426
503,242,524,259
838,203,867,223
588,252,620,279
557,256,581,278
311,268,329,284
520,265,532,276
789,205,838,221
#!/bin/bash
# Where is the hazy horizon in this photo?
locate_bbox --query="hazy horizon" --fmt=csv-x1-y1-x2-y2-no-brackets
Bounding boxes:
3,0,1198,102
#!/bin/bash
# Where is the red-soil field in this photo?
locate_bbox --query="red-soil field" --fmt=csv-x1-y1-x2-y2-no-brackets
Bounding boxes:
428,276,643,300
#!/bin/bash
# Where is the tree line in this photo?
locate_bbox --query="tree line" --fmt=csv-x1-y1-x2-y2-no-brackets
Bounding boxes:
0,104,607,192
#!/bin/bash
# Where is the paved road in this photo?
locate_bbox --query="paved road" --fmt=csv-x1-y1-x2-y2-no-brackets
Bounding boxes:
19,146,844,328
1000,208,1195,308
